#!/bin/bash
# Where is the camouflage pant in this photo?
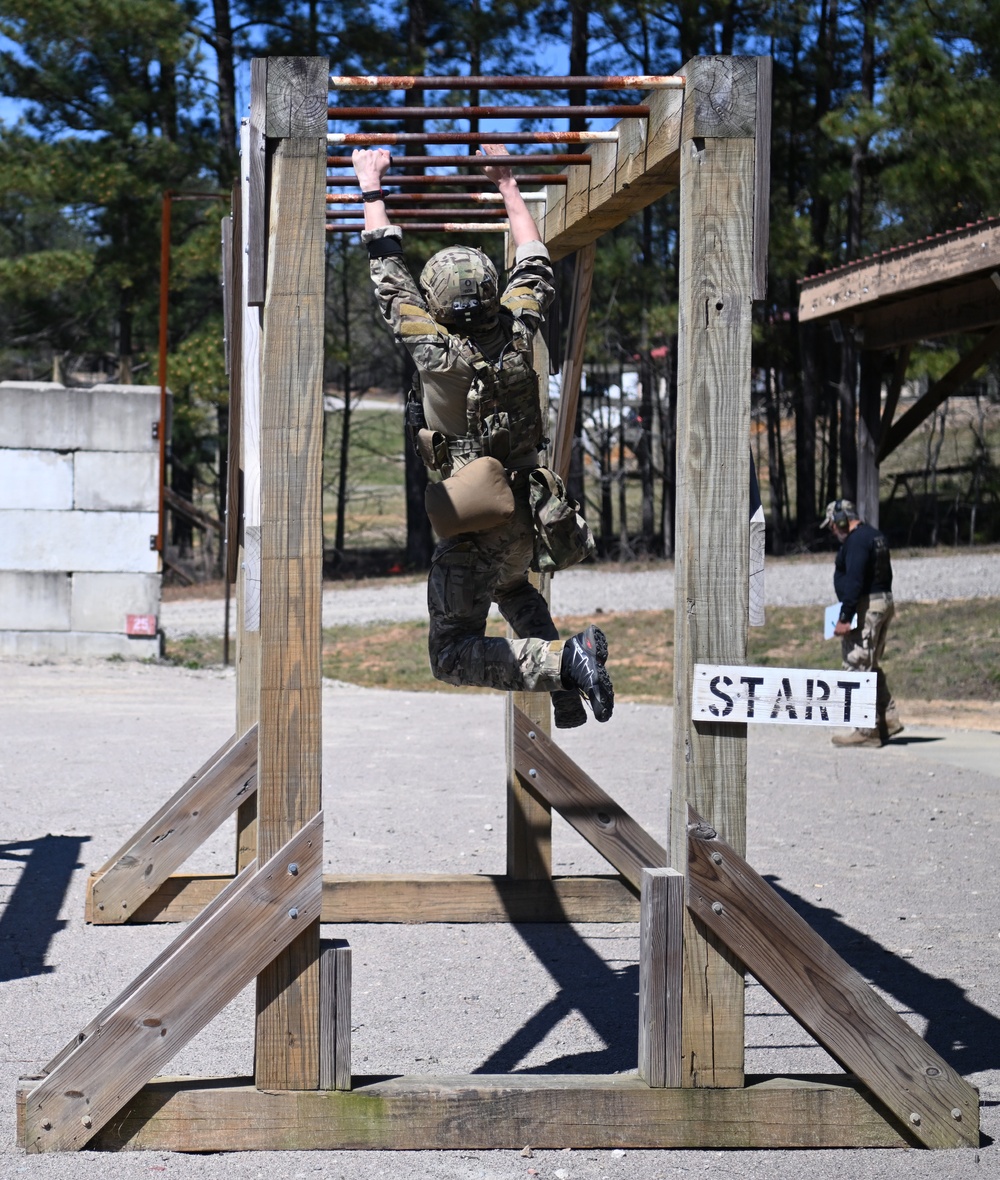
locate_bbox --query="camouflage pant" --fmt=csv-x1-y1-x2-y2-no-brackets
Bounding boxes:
840,592,896,720
427,480,564,692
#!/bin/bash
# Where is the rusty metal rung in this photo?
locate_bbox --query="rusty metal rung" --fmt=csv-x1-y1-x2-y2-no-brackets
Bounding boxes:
327,221,509,234
327,153,590,168
328,131,618,145
326,191,543,204
328,104,649,121
329,75,684,92
326,174,566,188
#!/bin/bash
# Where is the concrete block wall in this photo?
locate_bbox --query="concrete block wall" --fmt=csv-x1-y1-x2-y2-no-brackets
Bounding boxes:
0,381,163,659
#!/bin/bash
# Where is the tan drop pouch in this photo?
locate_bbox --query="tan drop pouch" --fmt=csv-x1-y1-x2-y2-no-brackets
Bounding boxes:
424,455,515,538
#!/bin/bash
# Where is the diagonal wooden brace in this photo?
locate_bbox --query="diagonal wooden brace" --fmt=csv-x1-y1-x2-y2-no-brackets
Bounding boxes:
22,811,322,1153
512,707,666,888
89,725,258,923
686,806,979,1148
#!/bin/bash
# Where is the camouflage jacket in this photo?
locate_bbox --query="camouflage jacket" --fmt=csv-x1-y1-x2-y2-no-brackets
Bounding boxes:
362,225,555,466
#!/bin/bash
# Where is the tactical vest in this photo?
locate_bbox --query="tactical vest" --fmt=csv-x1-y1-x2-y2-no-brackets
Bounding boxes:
457,317,542,469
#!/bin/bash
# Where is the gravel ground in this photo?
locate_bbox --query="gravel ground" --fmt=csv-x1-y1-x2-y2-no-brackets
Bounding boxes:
160,550,1000,637
4,550,999,1178
2,662,998,1178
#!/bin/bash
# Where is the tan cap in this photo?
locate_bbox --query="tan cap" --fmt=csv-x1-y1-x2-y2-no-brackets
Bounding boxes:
820,499,858,530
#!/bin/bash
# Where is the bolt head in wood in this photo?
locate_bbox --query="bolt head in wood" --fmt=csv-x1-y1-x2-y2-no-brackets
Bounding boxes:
711,901,724,915
288,907,299,919
952,1108,962,1120
711,852,723,864
909,1112,921,1125
41,1120,51,1131
288,862,299,875
81,1115,92,1128
528,768,537,778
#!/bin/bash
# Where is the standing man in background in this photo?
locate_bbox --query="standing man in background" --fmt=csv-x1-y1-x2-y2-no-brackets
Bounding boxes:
822,499,903,747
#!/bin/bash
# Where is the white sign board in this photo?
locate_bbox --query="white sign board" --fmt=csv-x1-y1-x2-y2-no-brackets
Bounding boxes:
692,664,876,728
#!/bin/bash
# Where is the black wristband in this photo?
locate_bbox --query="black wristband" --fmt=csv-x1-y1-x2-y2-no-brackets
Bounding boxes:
361,189,384,203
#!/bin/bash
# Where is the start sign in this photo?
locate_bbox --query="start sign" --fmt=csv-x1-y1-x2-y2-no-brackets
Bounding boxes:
692,664,876,728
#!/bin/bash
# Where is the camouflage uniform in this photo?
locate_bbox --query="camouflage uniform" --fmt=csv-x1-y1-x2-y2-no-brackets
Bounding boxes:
362,224,564,693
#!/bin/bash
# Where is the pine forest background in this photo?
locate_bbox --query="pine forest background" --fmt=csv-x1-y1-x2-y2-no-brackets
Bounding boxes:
1,0,999,581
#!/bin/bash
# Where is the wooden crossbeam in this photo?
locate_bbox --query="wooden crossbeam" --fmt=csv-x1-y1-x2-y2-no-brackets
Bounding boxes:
512,708,665,888
22,813,323,1153
541,78,685,260
47,1073,915,1151
88,726,258,922
51,861,258,1078
105,871,641,924
551,243,596,482
686,808,979,1149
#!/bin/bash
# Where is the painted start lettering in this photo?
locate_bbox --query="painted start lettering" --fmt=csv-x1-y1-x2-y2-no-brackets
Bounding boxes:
740,675,765,718
837,680,860,723
804,678,831,722
709,675,734,717
769,677,798,721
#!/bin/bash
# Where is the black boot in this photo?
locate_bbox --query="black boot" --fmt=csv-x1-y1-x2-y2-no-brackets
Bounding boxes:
551,688,588,729
560,626,614,723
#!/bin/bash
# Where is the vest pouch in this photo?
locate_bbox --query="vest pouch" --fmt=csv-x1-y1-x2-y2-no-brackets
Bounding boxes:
415,427,450,472
424,456,515,538
528,466,596,573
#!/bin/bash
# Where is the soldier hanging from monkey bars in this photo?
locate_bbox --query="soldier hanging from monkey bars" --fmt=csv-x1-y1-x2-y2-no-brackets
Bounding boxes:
352,144,613,727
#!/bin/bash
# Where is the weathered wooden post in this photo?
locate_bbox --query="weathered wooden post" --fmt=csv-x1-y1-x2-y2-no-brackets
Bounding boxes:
252,55,329,1091
669,55,769,1088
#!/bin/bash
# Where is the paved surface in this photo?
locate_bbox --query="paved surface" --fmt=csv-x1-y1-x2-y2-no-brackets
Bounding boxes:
1,658,998,1178
159,550,1000,637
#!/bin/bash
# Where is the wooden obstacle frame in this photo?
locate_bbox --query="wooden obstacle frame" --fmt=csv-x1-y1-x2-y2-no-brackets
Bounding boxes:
18,56,979,1153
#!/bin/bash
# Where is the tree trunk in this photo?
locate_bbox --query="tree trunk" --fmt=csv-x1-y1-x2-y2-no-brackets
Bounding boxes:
211,0,238,184
795,322,819,538
401,0,433,568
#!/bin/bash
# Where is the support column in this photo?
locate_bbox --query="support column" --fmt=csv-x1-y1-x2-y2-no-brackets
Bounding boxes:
670,55,765,1088
253,55,329,1091
857,350,881,527
235,113,265,871
507,329,553,880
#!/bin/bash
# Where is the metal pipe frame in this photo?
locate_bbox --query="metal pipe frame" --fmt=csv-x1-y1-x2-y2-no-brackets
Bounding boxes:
328,209,508,220
329,75,684,91
328,104,649,120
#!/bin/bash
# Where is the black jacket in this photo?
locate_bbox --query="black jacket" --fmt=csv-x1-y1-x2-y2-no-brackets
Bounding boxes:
834,522,893,623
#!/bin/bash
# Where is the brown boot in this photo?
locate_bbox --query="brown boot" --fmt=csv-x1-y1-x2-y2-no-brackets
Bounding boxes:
883,703,904,738
832,727,885,748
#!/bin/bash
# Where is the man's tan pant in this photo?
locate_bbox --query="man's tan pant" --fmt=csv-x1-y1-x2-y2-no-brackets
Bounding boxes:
841,591,897,730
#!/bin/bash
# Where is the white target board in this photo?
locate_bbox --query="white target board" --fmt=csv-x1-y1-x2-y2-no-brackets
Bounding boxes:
692,664,876,728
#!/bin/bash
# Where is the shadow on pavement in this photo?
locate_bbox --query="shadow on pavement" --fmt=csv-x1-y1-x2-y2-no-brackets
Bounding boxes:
0,835,89,982
474,920,639,1075
766,875,1000,1079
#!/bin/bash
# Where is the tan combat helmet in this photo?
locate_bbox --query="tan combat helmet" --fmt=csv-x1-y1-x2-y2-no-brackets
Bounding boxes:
419,246,499,327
